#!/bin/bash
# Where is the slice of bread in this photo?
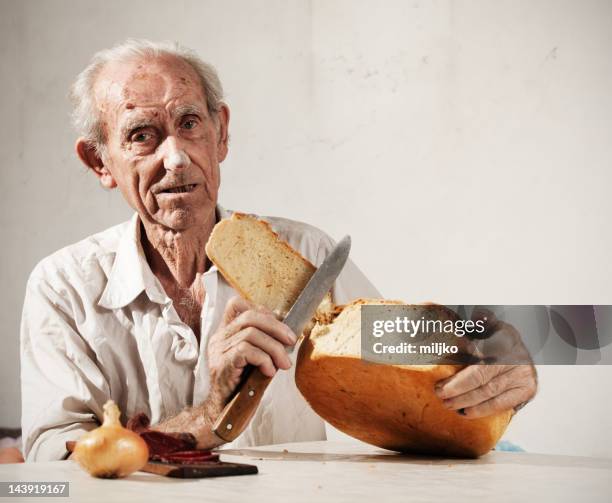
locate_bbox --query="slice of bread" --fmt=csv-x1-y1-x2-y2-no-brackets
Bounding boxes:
295,299,513,457
206,213,318,318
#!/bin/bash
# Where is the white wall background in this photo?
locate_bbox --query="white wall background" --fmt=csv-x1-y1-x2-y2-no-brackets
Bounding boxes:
1,0,611,458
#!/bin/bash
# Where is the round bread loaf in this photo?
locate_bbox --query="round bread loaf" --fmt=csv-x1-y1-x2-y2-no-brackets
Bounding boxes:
295,299,513,457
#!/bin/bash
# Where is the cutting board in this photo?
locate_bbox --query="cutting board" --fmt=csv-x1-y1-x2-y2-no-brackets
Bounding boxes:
66,441,258,479
142,460,257,478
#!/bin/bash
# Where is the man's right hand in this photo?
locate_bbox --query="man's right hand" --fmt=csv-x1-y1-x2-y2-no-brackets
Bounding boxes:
205,296,297,409
151,296,297,449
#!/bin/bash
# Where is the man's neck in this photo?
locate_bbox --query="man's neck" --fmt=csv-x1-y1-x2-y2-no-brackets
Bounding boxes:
141,213,216,289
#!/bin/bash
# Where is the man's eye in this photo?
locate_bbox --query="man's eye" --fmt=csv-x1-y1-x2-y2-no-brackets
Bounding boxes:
132,131,153,143
182,118,198,130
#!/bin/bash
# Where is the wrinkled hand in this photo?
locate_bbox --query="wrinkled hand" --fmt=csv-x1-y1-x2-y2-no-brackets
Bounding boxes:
435,363,537,418
206,296,297,409
435,313,537,418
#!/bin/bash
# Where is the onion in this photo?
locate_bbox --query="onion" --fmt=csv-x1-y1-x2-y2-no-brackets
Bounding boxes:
73,400,149,478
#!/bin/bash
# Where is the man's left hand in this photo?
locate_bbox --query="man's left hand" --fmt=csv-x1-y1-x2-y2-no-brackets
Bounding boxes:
435,364,537,418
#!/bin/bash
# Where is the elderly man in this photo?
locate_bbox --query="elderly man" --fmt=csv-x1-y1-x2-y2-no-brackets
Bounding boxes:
20,40,536,462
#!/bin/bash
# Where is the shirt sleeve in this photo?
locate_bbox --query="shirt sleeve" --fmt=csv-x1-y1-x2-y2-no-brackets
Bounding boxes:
314,233,382,305
20,270,110,462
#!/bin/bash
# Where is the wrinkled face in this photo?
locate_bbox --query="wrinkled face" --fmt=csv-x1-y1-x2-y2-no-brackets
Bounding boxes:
93,55,228,231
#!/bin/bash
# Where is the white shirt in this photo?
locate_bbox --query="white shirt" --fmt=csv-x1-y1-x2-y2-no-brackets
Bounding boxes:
20,206,380,461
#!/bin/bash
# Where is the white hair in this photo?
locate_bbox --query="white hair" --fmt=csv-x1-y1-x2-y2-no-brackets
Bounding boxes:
70,39,224,153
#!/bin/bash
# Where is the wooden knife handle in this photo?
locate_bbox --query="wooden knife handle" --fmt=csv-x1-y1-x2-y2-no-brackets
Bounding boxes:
212,367,273,442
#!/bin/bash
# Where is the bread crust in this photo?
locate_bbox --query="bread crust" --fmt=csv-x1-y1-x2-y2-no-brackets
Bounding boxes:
295,301,513,457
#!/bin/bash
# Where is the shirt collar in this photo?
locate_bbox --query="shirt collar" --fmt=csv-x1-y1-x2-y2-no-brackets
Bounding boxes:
98,204,232,310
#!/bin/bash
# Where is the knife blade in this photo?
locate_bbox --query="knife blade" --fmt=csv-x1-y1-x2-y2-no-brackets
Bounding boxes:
212,235,352,442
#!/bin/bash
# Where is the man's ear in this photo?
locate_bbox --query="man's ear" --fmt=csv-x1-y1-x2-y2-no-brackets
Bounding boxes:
215,104,230,162
75,138,117,189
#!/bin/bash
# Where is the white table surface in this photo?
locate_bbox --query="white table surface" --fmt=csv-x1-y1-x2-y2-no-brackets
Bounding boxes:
1,440,610,503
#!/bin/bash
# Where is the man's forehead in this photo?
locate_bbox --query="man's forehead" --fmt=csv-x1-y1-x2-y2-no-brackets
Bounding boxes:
94,56,206,117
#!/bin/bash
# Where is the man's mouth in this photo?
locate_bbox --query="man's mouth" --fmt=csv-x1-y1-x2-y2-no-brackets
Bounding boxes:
160,184,198,194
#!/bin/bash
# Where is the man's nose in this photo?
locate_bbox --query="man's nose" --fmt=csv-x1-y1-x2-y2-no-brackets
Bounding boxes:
162,138,192,171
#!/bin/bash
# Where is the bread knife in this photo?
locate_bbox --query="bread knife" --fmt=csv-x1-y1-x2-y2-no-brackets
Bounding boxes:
212,235,352,442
